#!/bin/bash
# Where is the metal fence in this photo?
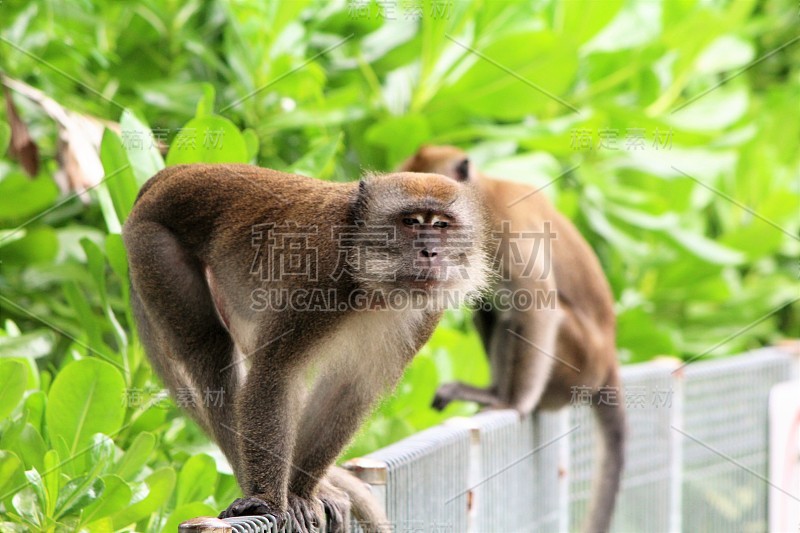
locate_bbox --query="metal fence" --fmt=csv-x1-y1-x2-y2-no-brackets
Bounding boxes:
181,346,799,532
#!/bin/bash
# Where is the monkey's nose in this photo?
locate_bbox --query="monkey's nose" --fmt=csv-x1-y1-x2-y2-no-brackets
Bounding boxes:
420,248,438,258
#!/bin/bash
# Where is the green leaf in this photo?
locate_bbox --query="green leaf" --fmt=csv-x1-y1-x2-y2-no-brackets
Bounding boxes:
110,467,176,529
176,454,217,505
113,432,155,482
13,469,46,527
286,134,343,179
45,359,126,461
366,115,430,169
105,233,129,284
100,129,139,223
0,360,27,419
24,390,46,433
43,449,60,517
558,0,624,45
162,502,219,533
0,226,59,266
0,451,26,505
15,423,47,472
242,128,260,161
55,475,104,519
666,227,744,265
196,83,216,117
0,120,10,155
165,115,249,165
434,31,578,120
0,174,59,223
81,475,132,524
119,110,165,186
0,330,57,360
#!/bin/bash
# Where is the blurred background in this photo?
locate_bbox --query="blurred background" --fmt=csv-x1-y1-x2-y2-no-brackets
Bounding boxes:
0,0,797,530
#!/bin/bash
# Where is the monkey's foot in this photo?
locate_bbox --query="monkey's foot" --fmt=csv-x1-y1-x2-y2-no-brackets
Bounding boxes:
218,496,285,522
317,480,351,533
287,493,324,533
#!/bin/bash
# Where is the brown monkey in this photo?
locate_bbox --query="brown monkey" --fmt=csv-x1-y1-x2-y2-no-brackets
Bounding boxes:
401,146,624,533
123,163,490,532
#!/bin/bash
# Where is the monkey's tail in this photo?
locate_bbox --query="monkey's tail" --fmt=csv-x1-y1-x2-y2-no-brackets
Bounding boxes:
585,367,626,533
327,466,391,533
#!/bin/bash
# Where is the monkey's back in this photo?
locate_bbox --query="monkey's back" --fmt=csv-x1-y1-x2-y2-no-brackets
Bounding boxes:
479,176,617,395
129,164,351,252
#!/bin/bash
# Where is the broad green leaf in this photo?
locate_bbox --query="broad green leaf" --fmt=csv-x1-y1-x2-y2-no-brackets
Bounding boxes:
214,474,241,509
481,152,561,185
55,475,104,519
23,390,46,433
163,502,219,533
666,227,744,265
434,31,578,120
242,128,260,161
0,451,26,504
82,475,132,524
166,115,248,165
667,88,749,132
176,454,217,505
113,432,155,482
110,467,176,529
366,115,430,169
695,35,754,76
558,0,624,45
45,359,126,459
100,129,139,223
286,134,343,179
0,226,59,265
0,360,26,419
0,174,59,223
119,110,165,186
16,424,47,472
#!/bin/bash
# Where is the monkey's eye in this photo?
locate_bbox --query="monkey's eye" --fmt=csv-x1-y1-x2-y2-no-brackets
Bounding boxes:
402,218,420,226
433,220,449,229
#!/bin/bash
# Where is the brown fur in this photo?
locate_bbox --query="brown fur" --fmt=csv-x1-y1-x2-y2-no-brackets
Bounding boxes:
401,146,625,533
123,163,489,532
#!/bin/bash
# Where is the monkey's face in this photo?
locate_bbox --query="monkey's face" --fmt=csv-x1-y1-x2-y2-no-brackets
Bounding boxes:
399,145,476,182
354,172,490,308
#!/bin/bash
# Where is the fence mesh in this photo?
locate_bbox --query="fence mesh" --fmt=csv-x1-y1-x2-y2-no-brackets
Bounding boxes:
185,347,798,533
680,347,795,533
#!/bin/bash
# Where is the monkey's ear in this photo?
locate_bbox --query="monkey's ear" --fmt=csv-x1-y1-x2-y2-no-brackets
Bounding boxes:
455,158,471,181
349,179,369,223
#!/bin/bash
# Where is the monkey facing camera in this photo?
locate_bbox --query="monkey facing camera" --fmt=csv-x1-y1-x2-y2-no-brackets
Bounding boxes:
402,145,625,533
122,163,490,532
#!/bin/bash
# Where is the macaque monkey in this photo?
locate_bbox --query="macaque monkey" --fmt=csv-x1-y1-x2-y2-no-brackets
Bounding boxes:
123,163,490,532
401,146,624,533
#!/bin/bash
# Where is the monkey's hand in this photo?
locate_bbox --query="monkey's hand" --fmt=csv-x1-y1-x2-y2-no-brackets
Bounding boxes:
431,382,460,411
316,478,351,533
218,496,284,521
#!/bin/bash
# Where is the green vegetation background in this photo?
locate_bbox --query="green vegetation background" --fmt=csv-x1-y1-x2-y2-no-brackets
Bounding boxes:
0,0,797,531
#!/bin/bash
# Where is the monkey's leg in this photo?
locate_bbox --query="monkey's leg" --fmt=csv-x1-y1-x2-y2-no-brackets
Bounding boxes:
501,308,562,414
125,220,240,470
584,368,626,533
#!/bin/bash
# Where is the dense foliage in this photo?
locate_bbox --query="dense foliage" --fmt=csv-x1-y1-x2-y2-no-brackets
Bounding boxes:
0,0,797,530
